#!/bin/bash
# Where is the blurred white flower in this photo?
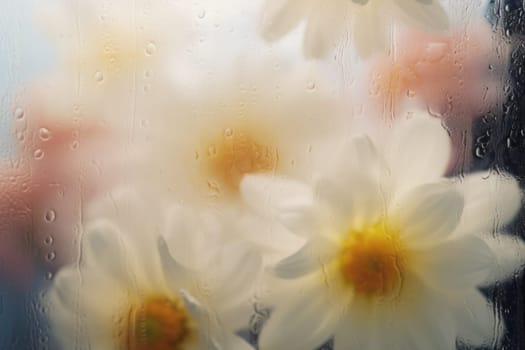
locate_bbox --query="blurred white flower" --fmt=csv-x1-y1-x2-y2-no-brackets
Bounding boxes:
34,0,191,123
241,115,524,350
141,57,344,208
47,188,256,350
260,0,449,58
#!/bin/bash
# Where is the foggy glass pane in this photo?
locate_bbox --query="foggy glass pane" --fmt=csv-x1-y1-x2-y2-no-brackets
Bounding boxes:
0,1,524,349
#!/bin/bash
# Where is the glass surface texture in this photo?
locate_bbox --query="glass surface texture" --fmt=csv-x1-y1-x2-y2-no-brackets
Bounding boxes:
0,0,524,349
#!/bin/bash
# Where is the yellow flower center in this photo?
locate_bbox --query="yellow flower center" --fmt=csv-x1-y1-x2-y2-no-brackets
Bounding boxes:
204,126,279,193
125,297,194,350
338,223,406,298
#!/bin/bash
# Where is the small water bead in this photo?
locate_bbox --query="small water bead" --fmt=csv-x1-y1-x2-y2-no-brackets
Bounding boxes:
207,145,217,157
197,10,206,19
38,128,51,141
94,71,105,83
14,107,25,119
70,140,80,150
33,149,45,160
44,236,54,245
46,252,56,262
44,210,56,223
145,42,157,56
306,81,316,91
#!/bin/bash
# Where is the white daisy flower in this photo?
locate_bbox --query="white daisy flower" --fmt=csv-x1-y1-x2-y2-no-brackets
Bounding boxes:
46,188,257,350
260,0,449,58
241,115,525,350
142,58,343,207
34,0,191,124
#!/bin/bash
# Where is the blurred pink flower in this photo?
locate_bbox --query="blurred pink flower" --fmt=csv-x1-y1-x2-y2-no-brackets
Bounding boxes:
0,97,117,286
365,21,509,172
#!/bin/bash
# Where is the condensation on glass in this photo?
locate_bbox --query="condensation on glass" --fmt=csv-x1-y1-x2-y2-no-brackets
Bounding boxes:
0,0,524,349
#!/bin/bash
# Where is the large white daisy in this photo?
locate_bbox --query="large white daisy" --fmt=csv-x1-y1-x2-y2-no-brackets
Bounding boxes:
241,115,525,350
46,188,257,350
260,0,449,58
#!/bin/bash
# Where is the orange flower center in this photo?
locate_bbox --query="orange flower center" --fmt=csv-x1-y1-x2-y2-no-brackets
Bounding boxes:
338,223,406,298
126,297,193,350
205,127,279,193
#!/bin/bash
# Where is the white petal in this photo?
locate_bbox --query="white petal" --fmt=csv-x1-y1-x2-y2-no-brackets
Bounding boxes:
405,302,457,350
385,116,451,196
260,0,310,41
211,242,263,304
454,290,502,347
162,205,213,270
315,136,388,229
392,181,463,243
49,269,82,316
86,188,156,242
223,333,255,350
258,282,339,350
393,0,449,32
303,2,347,58
235,214,307,264
241,175,319,237
455,171,522,235
412,234,494,291
158,236,194,291
481,234,525,286
82,220,132,286
273,240,334,278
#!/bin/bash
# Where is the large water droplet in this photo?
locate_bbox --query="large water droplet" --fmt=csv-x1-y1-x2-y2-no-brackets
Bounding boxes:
38,128,51,141
45,210,56,223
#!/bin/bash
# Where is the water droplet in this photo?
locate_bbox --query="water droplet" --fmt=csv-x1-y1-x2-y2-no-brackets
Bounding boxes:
143,84,151,93
207,145,217,157
45,272,53,280
38,128,51,141
194,151,200,160
44,210,56,223
145,42,157,56
197,10,206,19
207,180,221,196
33,149,45,160
46,252,56,262
44,236,54,245
144,69,152,79
406,89,416,98
94,71,104,82
306,81,316,91
14,107,25,119
140,119,150,128
224,128,233,138
70,140,80,150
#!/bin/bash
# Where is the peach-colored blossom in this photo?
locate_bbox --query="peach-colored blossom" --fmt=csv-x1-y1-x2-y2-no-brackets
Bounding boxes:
364,21,508,172
0,96,118,286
